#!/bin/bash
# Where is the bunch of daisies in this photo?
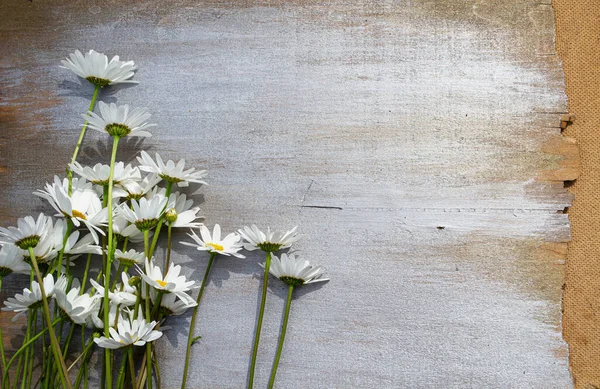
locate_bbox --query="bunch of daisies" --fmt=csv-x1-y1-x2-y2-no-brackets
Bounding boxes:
0,50,328,389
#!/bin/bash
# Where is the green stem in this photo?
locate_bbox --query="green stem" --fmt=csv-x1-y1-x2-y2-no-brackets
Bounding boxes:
26,310,37,389
62,323,76,358
151,291,163,319
104,135,121,389
80,253,93,295
148,182,173,259
247,251,272,389
56,220,73,277
144,245,153,389
164,225,172,269
268,285,294,389
127,347,136,389
0,328,6,379
180,252,216,389
27,247,72,389
73,336,96,389
152,344,161,389
68,85,100,195
20,311,34,389
2,317,62,389
116,349,128,389
144,230,150,260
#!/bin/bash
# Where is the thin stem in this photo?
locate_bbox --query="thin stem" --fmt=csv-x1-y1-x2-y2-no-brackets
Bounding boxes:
20,312,34,389
144,248,153,389
26,310,37,389
128,348,136,389
27,247,72,389
2,317,62,389
148,182,173,259
180,252,216,389
73,336,96,389
144,230,150,260
116,349,128,389
80,253,93,295
0,328,6,379
268,285,294,389
56,220,73,277
152,345,161,389
104,135,121,389
68,85,100,195
247,251,272,389
164,225,173,269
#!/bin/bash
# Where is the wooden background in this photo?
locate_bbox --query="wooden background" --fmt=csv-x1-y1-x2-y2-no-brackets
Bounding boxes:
0,0,576,387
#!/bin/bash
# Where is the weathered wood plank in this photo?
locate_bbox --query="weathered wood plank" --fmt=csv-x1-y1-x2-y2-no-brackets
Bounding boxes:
0,0,574,387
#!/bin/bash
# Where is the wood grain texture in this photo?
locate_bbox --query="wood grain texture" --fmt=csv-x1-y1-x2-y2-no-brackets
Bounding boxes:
0,0,574,387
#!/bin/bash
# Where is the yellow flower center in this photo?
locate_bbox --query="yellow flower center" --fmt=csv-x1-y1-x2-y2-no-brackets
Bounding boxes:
206,242,224,251
72,210,87,220
156,279,168,287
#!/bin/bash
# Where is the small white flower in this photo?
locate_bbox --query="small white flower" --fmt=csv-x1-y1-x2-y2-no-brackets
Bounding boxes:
90,278,137,307
1,274,67,321
137,259,196,305
154,292,197,316
112,214,147,243
114,249,146,267
264,253,329,286
0,245,30,277
94,309,162,349
0,213,52,250
70,161,140,197
61,49,138,87
35,176,107,243
157,191,203,228
64,231,103,257
137,151,207,187
121,173,161,201
180,224,245,258
238,225,300,253
54,281,99,324
118,195,168,232
85,102,155,138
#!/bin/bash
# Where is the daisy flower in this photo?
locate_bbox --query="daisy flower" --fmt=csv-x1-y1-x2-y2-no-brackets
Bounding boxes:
2,274,67,321
114,248,146,268
137,150,208,187
161,191,203,228
112,214,147,243
69,161,140,196
265,253,329,286
94,309,162,349
35,176,108,243
90,278,137,307
118,195,169,232
180,224,245,258
54,281,99,324
0,213,52,250
0,244,31,278
238,225,300,253
61,49,138,87
137,258,196,305
121,173,161,201
154,292,197,316
85,101,155,138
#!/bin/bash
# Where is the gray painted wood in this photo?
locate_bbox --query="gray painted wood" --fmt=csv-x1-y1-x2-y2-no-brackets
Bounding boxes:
0,0,573,387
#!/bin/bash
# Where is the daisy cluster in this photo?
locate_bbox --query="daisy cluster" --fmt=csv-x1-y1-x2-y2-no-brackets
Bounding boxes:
0,50,328,389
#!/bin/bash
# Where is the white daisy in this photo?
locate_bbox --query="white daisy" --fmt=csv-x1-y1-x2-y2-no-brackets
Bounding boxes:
264,253,329,286
54,281,99,324
90,278,137,307
61,49,138,87
114,249,146,268
121,173,161,201
156,191,203,228
94,309,162,349
137,259,196,305
85,101,155,138
238,225,300,253
0,244,30,278
0,213,52,250
1,274,67,321
70,161,140,197
118,195,169,232
64,231,103,257
35,176,108,243
137,151,208,187
112,214,147,243
154,292,197,316
180,224,245,258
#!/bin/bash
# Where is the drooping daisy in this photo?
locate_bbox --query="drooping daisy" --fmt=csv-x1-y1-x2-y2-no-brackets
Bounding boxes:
137,150,208,187
112,214,147,243
70,161,140,197
238,225,300,253
35,176,108,243
61,49,138,87
118,195,169,232
154,292,197,317
0,244,31,278
159,191,203,228
0,213,53,250
114,248,146,268
265,253,329,286
121,173,161,201
2,274,67,321
180,224,244,258
85,101,155,138
137,258,196,305
94,308,162,349
90,278,137,307
54,281,100,324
